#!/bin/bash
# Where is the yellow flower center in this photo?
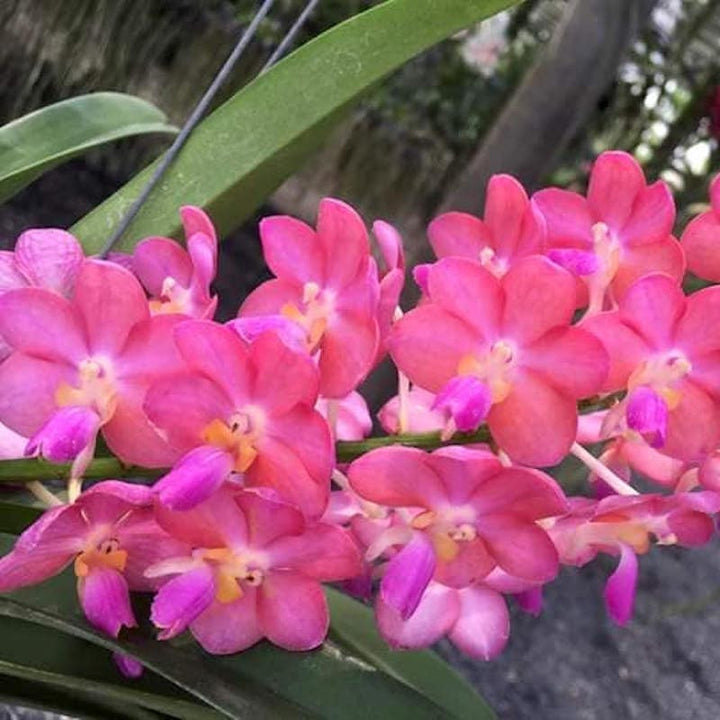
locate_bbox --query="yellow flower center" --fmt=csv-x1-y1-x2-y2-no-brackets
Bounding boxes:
281,281,333,352
55,358,117,422
201,547,266,603
202,409,264,473
457,339,515,403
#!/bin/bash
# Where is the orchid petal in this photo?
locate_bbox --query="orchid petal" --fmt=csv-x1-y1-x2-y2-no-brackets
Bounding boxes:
603,543,638,626
380,534,436,620
258,570,328,651
152,564,216,640
79,567,136,637
448,585,510,660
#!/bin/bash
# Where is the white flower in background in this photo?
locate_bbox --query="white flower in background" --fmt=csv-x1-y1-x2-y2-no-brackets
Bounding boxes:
458,12,510,77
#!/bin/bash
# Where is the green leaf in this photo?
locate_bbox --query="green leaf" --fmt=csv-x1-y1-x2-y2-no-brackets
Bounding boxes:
327,587,496,720
0,499,43,535
0,534,464,719
0,92,178,203
0,615,220,720
0,674,166,720
71,0,519,252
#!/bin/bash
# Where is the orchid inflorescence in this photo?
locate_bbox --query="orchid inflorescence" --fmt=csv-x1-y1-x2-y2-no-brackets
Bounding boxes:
1,150,719,675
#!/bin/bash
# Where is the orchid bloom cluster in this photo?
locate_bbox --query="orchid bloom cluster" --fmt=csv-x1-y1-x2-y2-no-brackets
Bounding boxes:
1,151,720,675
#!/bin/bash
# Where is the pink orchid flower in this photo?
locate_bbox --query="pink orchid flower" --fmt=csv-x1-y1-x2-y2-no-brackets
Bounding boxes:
144,320,332,517
429,174,546,277
146,487,361,654
534,151,684,312
547,491,720,624
377,579,511,660
348,446,567,622
582,273,720,462
239,198,380,398
0,228,84,360
0,260,185,474
681,174,720,282
373,219,405,359
0,481,188,638
389,255,609,465
378,386,446,435
130,206,218,318
316,391,372,441
578,411,687,493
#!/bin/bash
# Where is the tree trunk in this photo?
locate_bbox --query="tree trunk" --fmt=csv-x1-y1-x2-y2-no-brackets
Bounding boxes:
436,0,656,220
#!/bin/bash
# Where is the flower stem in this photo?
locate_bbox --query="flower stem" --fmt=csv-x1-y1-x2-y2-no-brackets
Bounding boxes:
570,442,639,496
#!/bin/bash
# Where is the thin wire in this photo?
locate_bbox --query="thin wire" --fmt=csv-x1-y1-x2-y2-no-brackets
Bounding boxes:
260,0,320,73
99,0,277,257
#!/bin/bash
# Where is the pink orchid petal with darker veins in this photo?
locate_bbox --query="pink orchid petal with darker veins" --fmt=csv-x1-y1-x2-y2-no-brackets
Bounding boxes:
258,570,329,651
376,581,459,650
348,446,446,508
249,331,319,411
239,278,302,318
133,238,193,296
228,315,307,353
675,284,720,359
318,309,379,398
425,257,501,338
0,354,74,437
261,407,332,492
488,370,578,466
0,251,27,290
587,151,646,231
501,256,576,344
79,566,136,637
154,488,248,550
373,220,405,274
663,379,720,462
0,288,87,363
682,176,720,281
0,504,86,591
173,320,252,401
74,260,149,356
479,513,559,583
143,373,234,451
433,538,496,588
0,420,28,459
249,431,329,519
448,585,510,660
429,211,492,259
316,198,370,289
522,325,609,398
190,588,263,654
618,181,676,246
484,174,544,258
423,446,501,504
388,304,477,393
265,523,362,582
617,272,685,348
533,187,594,248
580,311,652,392
613,236,686,301
14,228,83,297
260,215,323,286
